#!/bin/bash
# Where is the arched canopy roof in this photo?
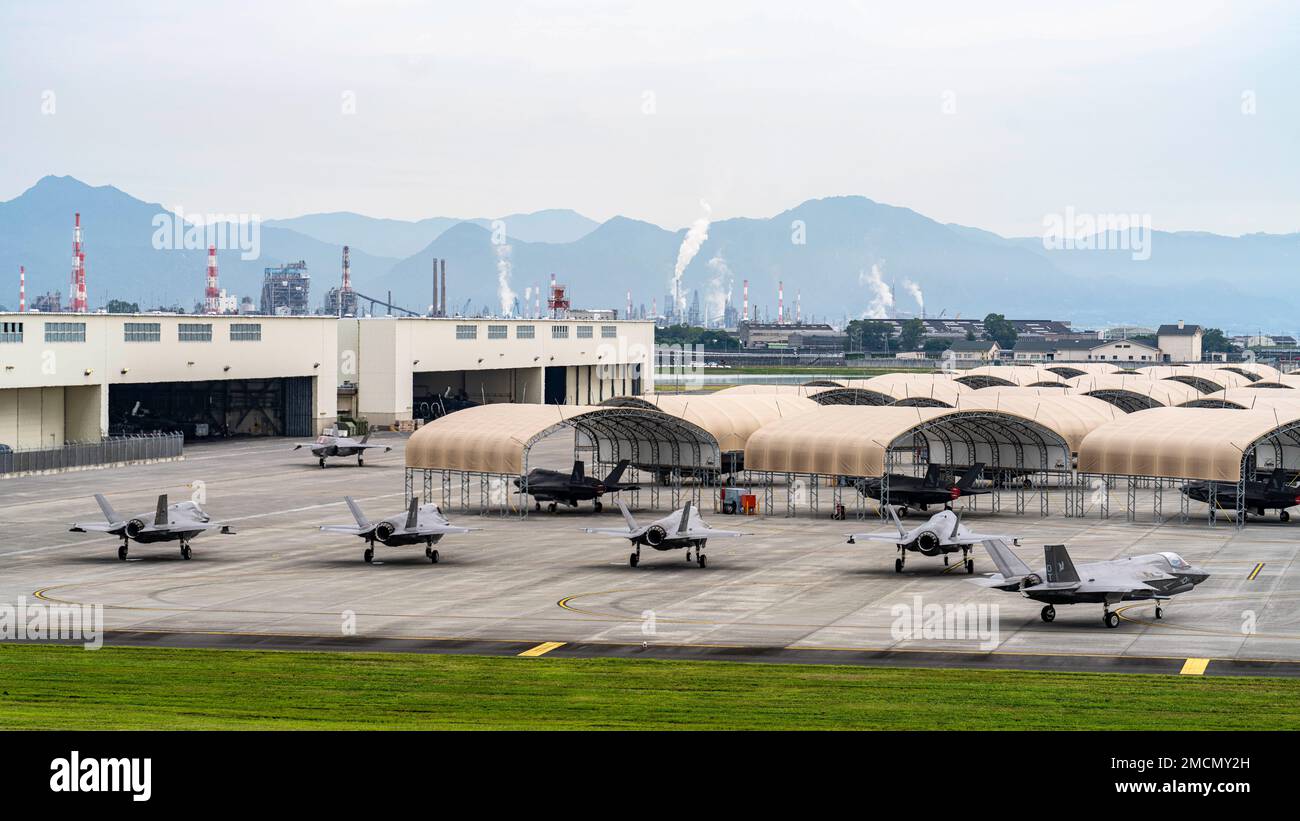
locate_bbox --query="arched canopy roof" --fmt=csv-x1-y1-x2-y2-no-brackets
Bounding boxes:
949,393,1122,451
1214,363,1280,382
1133,366,1254,393
405,403,724,475
1177,390,1300,410
1043,362,1127,379
601,393,820,452
1064,374,1204,411
713,382,897,406
953,365,1069,389
744,394,1115,477
1241,381,1295,389
1077,407,1300,482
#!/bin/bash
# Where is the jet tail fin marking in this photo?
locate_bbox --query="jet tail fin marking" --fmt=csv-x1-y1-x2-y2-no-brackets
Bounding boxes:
405,496,419,529
570,460,585,484
1044,544,1081,584
677,501,693,535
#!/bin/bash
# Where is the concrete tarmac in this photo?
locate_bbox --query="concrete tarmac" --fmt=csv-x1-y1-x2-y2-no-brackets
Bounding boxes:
2,432,1297,677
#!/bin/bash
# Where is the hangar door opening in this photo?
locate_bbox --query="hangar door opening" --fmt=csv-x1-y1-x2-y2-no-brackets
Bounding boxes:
109,376,314,439
544,366,567,404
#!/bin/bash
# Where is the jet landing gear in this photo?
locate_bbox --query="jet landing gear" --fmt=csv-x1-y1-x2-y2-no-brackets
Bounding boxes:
1040,605,1055,623
180,542,192,560
593,500,603,513
357,456,364,467
425,540,439,564
629,548,640,567
685,540,707,568
962,546,974,575
364,545,375,563
895,546,905,573
319,457,326,469
1102,607,1120,629
118,539,129,561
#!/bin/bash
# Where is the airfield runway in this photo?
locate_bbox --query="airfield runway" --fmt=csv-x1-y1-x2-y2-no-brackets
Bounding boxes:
2,431,1298,677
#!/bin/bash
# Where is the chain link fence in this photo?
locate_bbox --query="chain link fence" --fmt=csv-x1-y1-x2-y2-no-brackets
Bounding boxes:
0,432,184,475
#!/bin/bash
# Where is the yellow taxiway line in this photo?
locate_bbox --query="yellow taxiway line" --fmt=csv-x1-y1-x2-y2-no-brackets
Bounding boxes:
518,641,566,657
1180,658,1211,675
1248,562,1265,581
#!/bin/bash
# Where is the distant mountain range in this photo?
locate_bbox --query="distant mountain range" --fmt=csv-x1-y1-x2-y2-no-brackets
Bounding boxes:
1,175,1296,332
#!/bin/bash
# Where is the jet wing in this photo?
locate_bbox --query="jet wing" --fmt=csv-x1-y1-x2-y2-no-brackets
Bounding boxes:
848,533,908,543
414,524,471,536
1021,581,1082,594
152,521,234,533
70,522,123,533
684,527,744,539
320,524,371,535
946,532,1019,546
582,528,641,539
353,444,393,451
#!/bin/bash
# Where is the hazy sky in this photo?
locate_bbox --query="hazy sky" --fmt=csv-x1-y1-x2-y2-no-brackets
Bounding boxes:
2,1,1297,235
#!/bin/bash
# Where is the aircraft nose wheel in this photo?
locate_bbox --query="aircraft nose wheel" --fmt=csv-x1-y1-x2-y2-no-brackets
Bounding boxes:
357,457,364,467
319,457,326,468
427,548,439,564
894,557,903,573
1102,610,1120,628
180,545,192,560
1155,604,1163,619
1282,510,1291,522
548,503,557,513
1040,605,1055,622
117,545,128,561
965,558,974,574
697,553,707,568
363,547,374,564
593,500,603,512
629,552,639,567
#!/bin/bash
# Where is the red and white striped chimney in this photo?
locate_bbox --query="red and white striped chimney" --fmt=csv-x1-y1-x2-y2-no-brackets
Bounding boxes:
70,212,88,313
626,290,632,321
777,280,784,324
18,265,25,313
742,279,749,323
204,245,220,314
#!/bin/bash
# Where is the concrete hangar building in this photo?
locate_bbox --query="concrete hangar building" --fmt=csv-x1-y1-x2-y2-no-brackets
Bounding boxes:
0,312,654,448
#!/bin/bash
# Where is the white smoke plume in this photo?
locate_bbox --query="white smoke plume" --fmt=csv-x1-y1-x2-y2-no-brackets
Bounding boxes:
704,252,734,327
671,199,712,314
495,243,517,316
859,262,893,319
901,278,924,316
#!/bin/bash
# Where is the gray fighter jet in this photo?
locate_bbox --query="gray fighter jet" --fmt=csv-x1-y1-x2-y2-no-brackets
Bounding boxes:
70,493,235,560
582,500,743,567
321,496,469,564
974,540,1210,628
848,508,1019,574
294,426,392,468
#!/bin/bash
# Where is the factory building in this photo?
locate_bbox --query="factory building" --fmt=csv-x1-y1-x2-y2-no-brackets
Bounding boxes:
259,260,312,315
1157,322,1203,363
341,317,654,426
739,322,843,350
0,313,654,450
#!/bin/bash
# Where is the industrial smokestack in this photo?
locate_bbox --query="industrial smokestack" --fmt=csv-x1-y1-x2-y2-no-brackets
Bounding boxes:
626,290,632,321
70,212,87,313
796,291,801,324
742,279,748,324
434,258,444,315
440,259,447,318
18,265,25,313
204,245,220,314
342,245,352,292
777,280,784,324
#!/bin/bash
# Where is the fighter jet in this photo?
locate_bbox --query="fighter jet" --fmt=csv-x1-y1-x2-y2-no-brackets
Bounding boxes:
293,426,391,468
70,493,235,560
320,496,469,564
582,500,743,567
847,508,1019,574
854,462,989,516
974,540,1210,628
515,459,637,512
1182,467,1300,521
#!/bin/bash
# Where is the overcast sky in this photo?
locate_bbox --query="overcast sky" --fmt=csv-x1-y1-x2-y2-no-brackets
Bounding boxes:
2,1,1297,236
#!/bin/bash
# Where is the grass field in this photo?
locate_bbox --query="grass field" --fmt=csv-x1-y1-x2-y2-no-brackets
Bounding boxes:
1,644,1296,730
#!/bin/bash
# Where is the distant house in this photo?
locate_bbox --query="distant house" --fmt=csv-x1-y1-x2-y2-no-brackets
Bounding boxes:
1157,321,1203,363
1086,338,1160,363
948,339,1000,362
1010,338,1058,362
